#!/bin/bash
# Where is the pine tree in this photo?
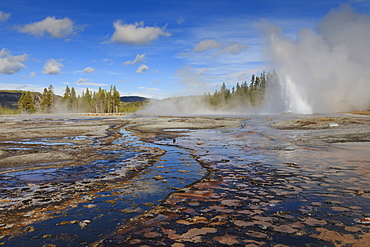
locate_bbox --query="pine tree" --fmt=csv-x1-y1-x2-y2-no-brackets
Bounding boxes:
70,87,77,111
18,91,36,113
94,87,106,113
62,86,71,110
206,71,274,109
82,88,92,112
112,85,120,113
251,74,255,88
62,86,71,101
40,85,55,113
254,76,260,88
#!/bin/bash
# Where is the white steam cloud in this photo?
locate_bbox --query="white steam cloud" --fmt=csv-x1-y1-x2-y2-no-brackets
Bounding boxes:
139,97,220,116
264,4,370,113
141,4,370,116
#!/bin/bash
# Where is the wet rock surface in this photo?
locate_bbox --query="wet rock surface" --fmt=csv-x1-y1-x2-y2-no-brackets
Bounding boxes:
97,114,370,246
0,115,234,246
0,113,369,246
0,120,169,245
270,114,370,143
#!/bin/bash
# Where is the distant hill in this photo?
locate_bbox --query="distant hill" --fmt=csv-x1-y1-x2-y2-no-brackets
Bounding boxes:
120,96,148,103
0,91,23,109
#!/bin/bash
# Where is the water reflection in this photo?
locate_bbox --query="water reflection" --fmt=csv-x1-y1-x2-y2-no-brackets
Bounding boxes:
0,126,206,246
1,114,369,246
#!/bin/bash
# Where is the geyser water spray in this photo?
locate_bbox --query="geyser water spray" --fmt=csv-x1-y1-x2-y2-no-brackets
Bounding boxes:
263,4,370,114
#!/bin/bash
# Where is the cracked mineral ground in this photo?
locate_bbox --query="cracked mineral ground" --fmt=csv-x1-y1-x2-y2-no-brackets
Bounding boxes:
0,113,369,246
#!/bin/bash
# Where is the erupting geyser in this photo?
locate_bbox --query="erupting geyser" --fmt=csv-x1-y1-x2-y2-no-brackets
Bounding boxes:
264,4,370,114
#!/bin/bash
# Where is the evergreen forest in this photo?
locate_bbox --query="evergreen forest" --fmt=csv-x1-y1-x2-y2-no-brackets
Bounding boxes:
17,85,132,114
8,71,277,115
204,71,275,110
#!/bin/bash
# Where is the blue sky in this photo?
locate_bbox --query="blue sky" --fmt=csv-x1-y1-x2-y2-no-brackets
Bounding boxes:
0,0,369,98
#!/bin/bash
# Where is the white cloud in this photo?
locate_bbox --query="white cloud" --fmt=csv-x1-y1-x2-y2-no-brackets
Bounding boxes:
193,39,222,52
109,20,171,45
42,59,63,75
76,78,89,84
196,68,209,76
175,65,210,88
83,66,95,73
123,53,146,65
136,64,149,73
17,16,80,38
76,78,107,86
177,16,185,25
115,80,129,84
138,86,160,91
0,83,43,92
0,48,28,74
102,58,114,65
193,39,248,57
29,71,36,78
0,10,10,22
214,42,248,57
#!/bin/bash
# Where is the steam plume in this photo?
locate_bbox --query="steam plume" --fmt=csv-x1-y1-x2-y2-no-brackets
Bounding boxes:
264,4,370,113
139,97,220,116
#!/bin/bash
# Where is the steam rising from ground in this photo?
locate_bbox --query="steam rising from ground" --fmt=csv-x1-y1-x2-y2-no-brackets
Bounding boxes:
139,96,264,116
139,97,227,116
141,4,370,116
264,4,370,113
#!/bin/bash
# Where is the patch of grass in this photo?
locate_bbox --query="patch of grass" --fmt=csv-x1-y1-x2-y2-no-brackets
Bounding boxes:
119,100,148,113
0,107,20,115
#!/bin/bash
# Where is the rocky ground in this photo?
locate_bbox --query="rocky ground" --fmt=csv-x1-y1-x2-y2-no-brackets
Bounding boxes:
0,112,369,246
270,112,370,143
0,114,243,244
95,112,370,247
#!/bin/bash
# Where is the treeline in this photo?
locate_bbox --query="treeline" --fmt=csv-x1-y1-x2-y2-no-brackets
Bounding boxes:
18,85,124,114
61,85,121,113
16,71,276,114
18,86,52,114
205,71,276,109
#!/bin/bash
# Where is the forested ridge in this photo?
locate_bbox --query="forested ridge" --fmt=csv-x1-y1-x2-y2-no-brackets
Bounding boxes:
2,71,276,114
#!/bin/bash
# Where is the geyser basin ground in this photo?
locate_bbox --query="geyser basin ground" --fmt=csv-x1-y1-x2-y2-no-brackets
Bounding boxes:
0,113,369,246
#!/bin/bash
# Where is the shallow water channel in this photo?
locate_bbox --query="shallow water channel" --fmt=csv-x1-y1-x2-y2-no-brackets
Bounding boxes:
157,115,370,246
99,115,370,246
0,127,206,246
1,114,370,246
